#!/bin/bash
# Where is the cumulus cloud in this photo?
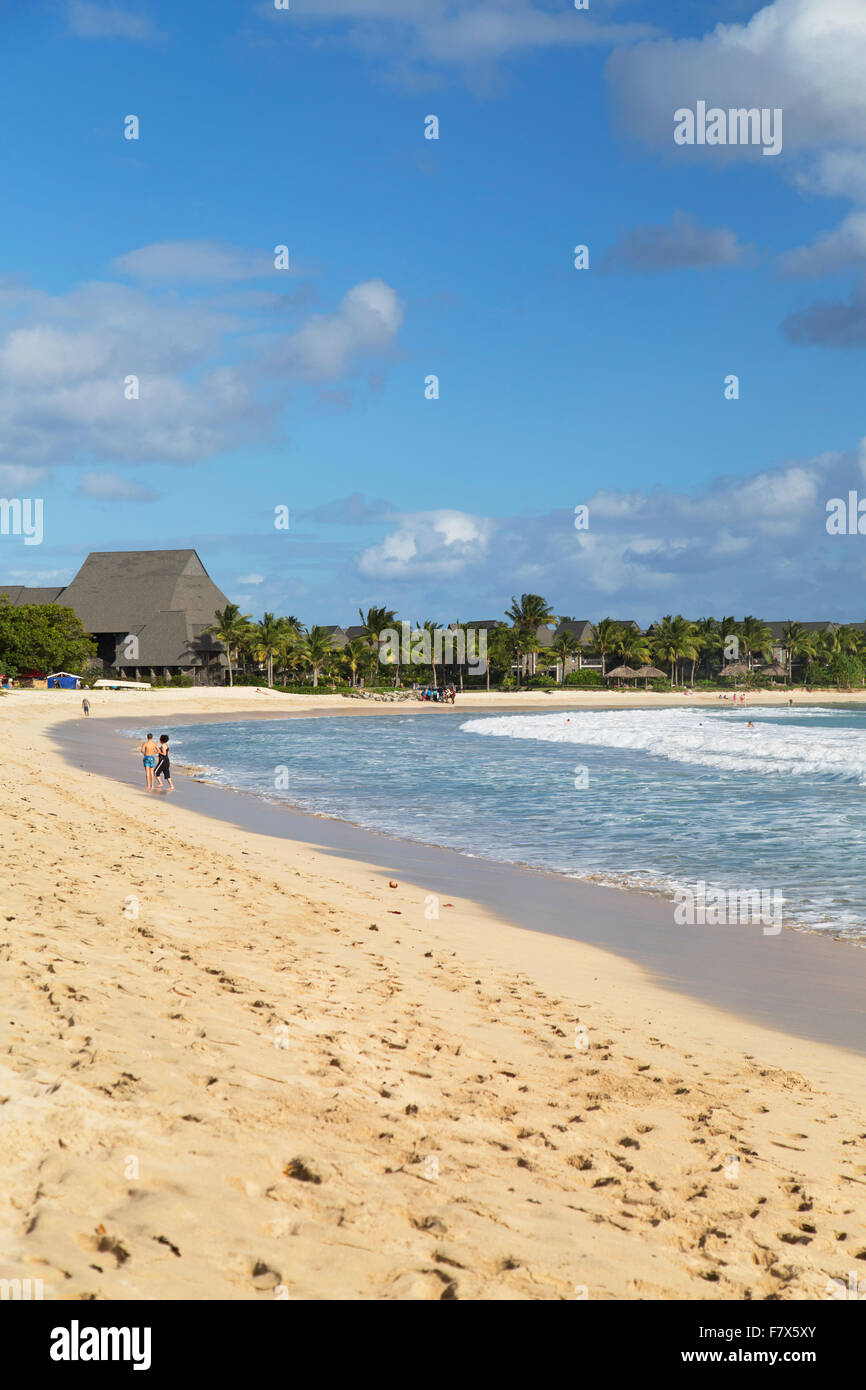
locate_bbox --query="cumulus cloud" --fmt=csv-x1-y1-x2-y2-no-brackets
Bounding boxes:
236,573,264,585
0,259,406,466
599,211,752,273
277,280,404,378
352,443,866,620
605,1,866,347
78,471,158,501
67,1,161,41
358,509,494,579
607,0,866,158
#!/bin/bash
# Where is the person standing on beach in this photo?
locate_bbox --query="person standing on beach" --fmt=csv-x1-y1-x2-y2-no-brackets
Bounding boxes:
153,734,174,791
140,733,159,790
82,697,90,716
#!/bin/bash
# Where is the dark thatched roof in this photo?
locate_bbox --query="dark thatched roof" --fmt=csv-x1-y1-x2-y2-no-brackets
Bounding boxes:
3,550,232,669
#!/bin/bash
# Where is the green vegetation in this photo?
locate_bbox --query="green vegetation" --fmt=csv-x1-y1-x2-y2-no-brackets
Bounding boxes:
5,586,865,693
0,597,95,677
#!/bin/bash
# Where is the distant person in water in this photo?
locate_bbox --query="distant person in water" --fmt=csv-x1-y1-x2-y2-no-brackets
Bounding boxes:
81,697,90,716
140,732,159,790
154,734,174,791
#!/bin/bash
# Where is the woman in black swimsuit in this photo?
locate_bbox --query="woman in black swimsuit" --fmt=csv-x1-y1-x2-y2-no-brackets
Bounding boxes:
154,734,174,791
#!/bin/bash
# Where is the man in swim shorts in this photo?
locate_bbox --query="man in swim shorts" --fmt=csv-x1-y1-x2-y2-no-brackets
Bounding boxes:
140,732,159,789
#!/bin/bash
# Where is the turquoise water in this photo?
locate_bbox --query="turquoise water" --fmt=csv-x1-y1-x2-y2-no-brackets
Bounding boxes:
155,705,866,943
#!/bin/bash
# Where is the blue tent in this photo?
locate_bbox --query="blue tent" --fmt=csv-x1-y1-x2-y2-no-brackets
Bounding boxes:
47,672,82,689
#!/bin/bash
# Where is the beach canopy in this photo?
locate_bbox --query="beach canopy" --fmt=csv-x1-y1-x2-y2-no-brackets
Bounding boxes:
604,665,639,680
720,662,750,678
634,665,666,679
761,662,787,678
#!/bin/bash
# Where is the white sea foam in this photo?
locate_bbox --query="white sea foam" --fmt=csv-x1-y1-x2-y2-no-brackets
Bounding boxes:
460,708,866,784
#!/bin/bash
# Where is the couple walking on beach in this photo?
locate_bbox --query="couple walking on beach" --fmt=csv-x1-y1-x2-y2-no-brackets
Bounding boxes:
140,733,174,791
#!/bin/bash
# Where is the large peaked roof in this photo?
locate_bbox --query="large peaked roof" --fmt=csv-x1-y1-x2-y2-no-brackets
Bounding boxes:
59,549,225,634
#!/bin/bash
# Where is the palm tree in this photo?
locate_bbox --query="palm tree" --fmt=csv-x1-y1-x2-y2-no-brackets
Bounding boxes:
613,626,650,671
739,616,773,671
693,617,724,679
205,603,251,687
357,605,397,684
342,637,369,688
505,594,556,682
274,622,302,684
550,631,579,684
298,626,336,688
589,618,623,678
651,615,697,686
252,612,282,688
781,621,805,684
418,619,442,688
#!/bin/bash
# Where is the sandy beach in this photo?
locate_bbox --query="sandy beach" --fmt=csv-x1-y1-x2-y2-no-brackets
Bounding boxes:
2,688,865,1301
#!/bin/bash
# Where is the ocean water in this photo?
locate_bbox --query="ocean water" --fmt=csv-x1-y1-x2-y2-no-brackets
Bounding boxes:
152,705,866,943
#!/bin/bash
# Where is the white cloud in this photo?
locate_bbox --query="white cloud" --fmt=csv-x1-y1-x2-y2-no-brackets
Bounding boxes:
349,443,866,620
781,210,866,275
280,280,404,378
0,261,406,465
0,465,48,489
608,0,866,157
359,508,494,579
67,2,160,41
236,573,264,585
263,0,656,68
78,471,158,501
113,241,275,284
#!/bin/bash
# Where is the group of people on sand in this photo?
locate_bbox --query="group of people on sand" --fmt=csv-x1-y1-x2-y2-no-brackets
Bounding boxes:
140,733,174,791
419,685,457,703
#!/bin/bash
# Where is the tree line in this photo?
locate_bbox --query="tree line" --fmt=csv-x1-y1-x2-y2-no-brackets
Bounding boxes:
1,590,862,689
207,598,866,690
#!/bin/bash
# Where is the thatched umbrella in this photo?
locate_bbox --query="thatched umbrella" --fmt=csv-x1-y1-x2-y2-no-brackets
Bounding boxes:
634,664,667,690
604,664,639,688
719,661,750,683
761,662,787,681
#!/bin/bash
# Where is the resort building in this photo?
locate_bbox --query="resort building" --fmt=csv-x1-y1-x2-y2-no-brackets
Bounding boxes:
1,549,230,683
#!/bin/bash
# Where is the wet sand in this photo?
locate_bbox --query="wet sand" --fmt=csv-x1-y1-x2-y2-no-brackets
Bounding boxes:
53,711,866,1057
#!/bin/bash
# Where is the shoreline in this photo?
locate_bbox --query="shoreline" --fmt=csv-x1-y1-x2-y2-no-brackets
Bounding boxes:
3,688,866,1300
51,702,866,1057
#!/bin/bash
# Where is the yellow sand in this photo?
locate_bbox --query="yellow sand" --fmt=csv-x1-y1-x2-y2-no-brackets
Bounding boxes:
1,689,864,1301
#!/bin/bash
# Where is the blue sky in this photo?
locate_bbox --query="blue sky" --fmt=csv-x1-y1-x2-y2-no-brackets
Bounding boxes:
2,0,866,623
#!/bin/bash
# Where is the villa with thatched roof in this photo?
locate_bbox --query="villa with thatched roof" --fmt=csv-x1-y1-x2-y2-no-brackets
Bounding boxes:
0,549,230,683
